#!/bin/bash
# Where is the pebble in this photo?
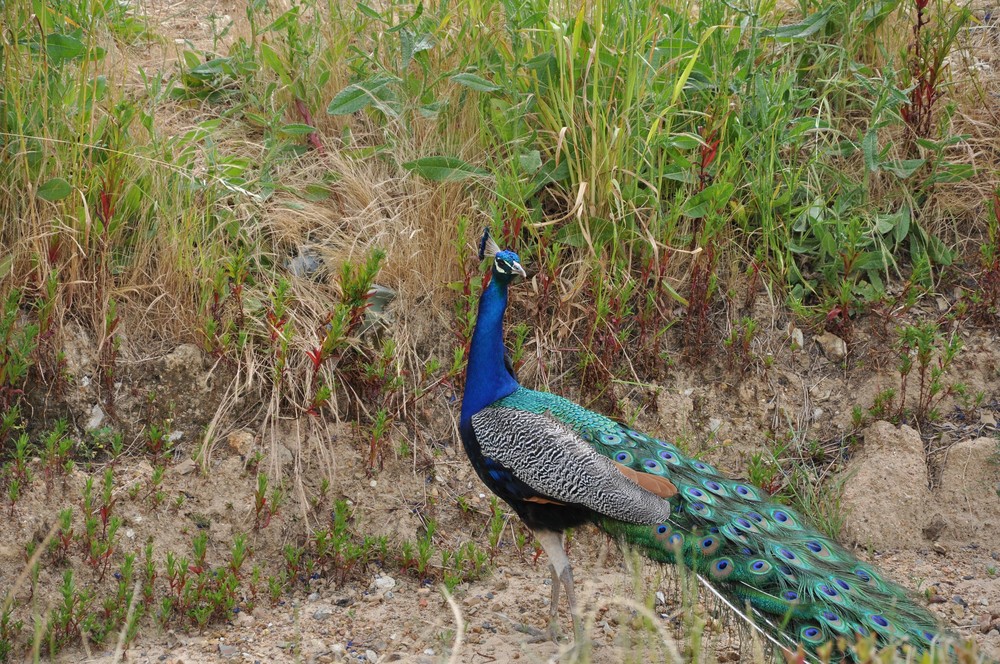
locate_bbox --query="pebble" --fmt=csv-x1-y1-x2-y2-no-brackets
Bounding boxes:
308,592,321,601
374,575,396,591
816,331,847,361
218,644,238,658
86,403,106,430
365,650,378,662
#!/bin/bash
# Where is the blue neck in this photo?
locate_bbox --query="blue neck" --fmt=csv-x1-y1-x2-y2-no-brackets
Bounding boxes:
461,277,520,425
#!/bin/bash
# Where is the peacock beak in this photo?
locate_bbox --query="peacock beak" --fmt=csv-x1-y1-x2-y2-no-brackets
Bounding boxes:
512,262,527,279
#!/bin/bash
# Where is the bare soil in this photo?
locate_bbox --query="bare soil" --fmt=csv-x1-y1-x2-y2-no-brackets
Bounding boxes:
5,302,1000,663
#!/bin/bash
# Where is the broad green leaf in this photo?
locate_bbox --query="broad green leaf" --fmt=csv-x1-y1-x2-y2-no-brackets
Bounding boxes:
884,159,925,179
280,123,316,136
36,177,72,201
412,34,434,54
874,214,896,235
402,156,489,182
854,251,887,271
326,77,395,115
356,3,384,21
895,206,911,244
764,7,832,40
862,0,900,31
450,73,501,92
924,162,974,185
302,184,332,201
400,29,415,68
267,7,300,32
182,50,202,69
191,57,233,77
259,43,290,84
660,133,701,150
419,101,444,119
926,234,953,265
527,160,570,195
518,150,542,174
862,130,878,173
46,33,86,61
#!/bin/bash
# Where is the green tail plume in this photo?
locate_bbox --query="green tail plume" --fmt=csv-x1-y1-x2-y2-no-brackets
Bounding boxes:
495,386,954,660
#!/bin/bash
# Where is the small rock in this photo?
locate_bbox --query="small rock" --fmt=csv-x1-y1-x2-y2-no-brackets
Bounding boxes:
980,411,997,427
979,614,992,633
655,591,666,606
313,605,334,621
374,575,396,592
423,650,435,656
218,644,238,658
227,430,256,456
175,458,197,475
332,644,346,655
286,247,324,280
85,404,106,431
990,629,1000,638
462,595,480,608
786,324,804,350
308,592,320,602
816,331,847,362
953,595,968,607
365,650,378,662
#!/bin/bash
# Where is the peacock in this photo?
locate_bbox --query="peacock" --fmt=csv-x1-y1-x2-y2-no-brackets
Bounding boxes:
458,228,957,661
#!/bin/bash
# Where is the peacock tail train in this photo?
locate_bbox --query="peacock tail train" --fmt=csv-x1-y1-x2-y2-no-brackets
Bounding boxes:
489,386,943,658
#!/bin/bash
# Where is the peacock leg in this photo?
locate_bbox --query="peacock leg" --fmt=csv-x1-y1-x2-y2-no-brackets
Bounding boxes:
559,558,582,642
548,565,562,641
536,530,581,642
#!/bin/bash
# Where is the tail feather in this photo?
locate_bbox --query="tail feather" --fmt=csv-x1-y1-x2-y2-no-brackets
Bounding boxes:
494,386,967,659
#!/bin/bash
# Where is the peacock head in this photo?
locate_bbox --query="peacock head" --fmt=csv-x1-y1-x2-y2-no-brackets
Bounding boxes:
479,228,526,284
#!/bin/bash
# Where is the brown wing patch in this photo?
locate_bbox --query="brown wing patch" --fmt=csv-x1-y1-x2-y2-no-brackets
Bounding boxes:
523,495,567,505
613,461,677,499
